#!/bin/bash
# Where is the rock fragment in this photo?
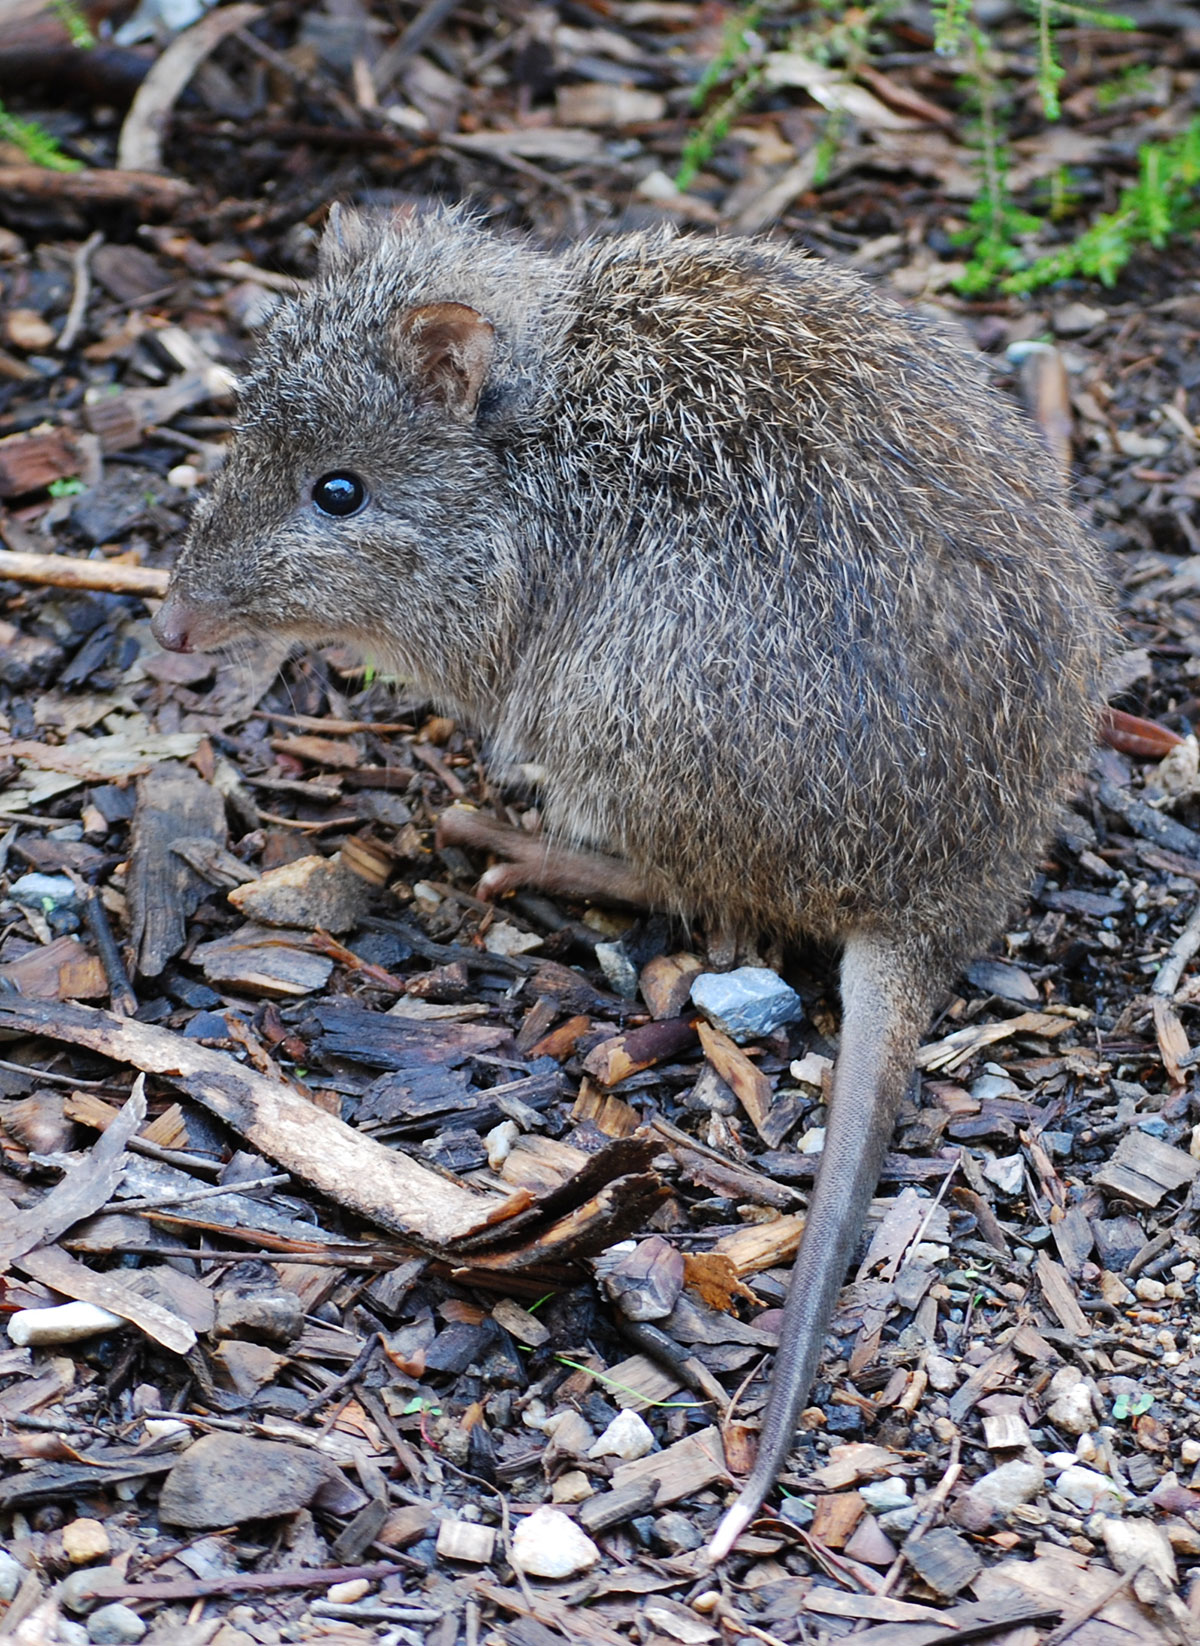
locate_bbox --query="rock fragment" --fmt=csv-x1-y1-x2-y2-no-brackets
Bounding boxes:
157,1433,335,1528
62,1519,111,1565
87,1603,147,1644
589,1409,655,1461
690,966,803,1042
510,1506,601,1578
227,852,371,933
1054,1464,1126,1514
1046,1365,1096,1436
952,1459,1044,1530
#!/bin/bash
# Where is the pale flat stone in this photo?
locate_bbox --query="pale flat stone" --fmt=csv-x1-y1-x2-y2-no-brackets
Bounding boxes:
1101,1516,1177,1590
953,1459,1044,1530
511,1506,601,1578
1055,1465,1126,1514
589,1409,655,1461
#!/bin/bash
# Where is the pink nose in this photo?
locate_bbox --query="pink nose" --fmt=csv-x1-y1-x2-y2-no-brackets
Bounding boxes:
151,590,197,652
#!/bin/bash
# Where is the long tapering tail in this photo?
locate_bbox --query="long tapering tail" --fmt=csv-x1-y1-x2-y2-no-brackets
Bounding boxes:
706,932,936,1562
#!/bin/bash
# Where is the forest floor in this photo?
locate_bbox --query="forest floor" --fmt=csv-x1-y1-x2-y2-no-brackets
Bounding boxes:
1,3,1200,1645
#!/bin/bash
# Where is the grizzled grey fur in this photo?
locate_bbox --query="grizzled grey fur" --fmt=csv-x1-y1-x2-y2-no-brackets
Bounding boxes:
156,205,1111,1556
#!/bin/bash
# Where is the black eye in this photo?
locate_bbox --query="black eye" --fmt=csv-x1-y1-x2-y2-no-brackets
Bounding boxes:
312,471,367,516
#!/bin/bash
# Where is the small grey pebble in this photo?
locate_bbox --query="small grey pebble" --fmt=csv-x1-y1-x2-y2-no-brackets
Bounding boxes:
629,1515,656,1548
779,1496,814,1528
652,1510,704,1553
87,1604,147,1644
594,940,640,999
60,1568,109,1614
879,1505,920,1535
0,1550,22,1602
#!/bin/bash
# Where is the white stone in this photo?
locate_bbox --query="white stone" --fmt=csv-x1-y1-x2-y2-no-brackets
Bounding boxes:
1101,1516,1177,1586
961,1459,1044,1518
1181,1438,1200,1465
925,1354,958,1393
636,168,681,201
485,1119,519,1171
981,1153,1025,1196
859,1477,910,1513
142,1419,188,1442
789,1052,833,1088
510,1506,601,1578
8,1301,124,1346
87,1604,147,1644
589,1409,654,1461
970,1073,1020,1100
482,920,542,957
1054,1466,1126,1514
595,941,639,999
1046,1366,1095,1436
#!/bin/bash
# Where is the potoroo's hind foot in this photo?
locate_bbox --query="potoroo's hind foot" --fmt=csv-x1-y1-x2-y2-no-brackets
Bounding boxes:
436,805,654,905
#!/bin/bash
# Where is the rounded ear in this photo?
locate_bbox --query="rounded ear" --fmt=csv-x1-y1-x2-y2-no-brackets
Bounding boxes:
394,302,496,422
317,203,374,278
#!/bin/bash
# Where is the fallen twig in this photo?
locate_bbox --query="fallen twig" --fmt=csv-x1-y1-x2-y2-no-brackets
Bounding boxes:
0,549,170,597
1152,895,1200,998
57,230,103,352
80,1561,404,1604
118,2,264,172
0,165,192,210
869,1432,962,1608
1042,1562,1143,1646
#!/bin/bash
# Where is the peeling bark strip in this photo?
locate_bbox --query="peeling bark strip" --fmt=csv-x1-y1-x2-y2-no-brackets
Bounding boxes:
0,998,512,1247
0,1081,146,1267
0,426,87,497
0,999,666,1270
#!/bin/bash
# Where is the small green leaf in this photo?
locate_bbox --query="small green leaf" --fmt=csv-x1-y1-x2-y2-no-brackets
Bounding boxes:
401,1396,441,1417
